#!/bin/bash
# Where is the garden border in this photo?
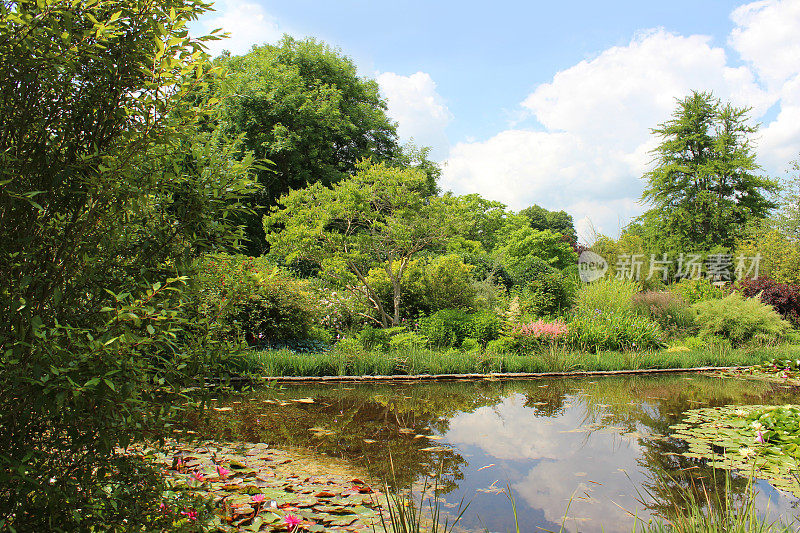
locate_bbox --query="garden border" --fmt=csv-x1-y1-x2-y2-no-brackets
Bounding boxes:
255,366,738,383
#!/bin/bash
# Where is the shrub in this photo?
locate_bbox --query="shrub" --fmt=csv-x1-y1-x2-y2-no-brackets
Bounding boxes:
692,292,790,345
358,325,392,351
632,291,696,335
567,310,662,352
197,254,316,344
737,277,800,326
670,277,726,305
466,309,502,344
365,254,476,318
514,258,576,316
418,309,472,347
575,277,639,315
486,336,515,354
302,278,369,335
389,332,429,350
510,319,569,353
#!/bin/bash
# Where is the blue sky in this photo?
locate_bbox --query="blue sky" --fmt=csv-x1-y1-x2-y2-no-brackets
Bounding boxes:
195,0,800,241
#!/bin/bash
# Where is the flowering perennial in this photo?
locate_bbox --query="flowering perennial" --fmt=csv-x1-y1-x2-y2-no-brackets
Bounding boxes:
514,320,568,340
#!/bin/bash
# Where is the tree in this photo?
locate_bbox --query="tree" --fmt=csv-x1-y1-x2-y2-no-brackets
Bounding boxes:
777,156,800,240
493,215,578,279
265,161,464,327
640,91,777,250
212,36,401,253
0,1,256,527
519,204,577,244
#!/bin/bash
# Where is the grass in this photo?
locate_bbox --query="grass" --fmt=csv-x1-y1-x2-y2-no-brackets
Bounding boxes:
229,343,800,377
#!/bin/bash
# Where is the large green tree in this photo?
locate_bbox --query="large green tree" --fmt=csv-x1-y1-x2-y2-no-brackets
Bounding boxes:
0,0,256,528
212,37,402,253
265,161,464,327
640,91,777,250
519,204,577,244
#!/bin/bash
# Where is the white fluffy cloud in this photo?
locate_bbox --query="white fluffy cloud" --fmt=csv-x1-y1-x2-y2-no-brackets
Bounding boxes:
730,0,800,88
377,71,453,159
196,1,284,58
442,1,800,239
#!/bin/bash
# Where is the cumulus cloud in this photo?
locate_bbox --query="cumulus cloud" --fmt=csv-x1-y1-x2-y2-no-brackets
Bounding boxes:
195,1,285,58
730,0,800,88
377,72,453,159
442,2,800,237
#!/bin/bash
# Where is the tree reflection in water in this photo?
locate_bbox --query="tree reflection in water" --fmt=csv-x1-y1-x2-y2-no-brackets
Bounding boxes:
183,375,800,532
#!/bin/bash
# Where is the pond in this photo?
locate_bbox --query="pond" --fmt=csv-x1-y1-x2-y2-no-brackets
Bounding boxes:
189,374,800,532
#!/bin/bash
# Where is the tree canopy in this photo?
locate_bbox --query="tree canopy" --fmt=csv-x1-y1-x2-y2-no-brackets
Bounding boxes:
265,160,464,327
640,91,777,251
212,36,402,253
519,204,577,244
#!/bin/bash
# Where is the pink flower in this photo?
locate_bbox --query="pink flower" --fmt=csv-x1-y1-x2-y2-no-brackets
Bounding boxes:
755,430,765,444
192,471,205,482
181,509,198,521
283,513,303,530
252,494,265,503
514,320,568,340
216,465,231,479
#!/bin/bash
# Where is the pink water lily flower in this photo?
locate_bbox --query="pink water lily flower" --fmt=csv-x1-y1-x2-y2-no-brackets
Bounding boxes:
755,430,766,444
283,513,303,530
252,494,265,503
192,471,205,482
216,465,231,479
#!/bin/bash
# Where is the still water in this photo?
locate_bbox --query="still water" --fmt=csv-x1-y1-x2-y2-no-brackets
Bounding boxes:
195,374,800,532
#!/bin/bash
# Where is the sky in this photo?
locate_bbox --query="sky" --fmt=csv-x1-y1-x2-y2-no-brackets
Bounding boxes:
193,0,800,242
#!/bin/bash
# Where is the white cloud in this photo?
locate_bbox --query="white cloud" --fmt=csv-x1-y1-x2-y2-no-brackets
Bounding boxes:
442,5,800,238
196,1,285,58
730,0,800,88
377,72,453,159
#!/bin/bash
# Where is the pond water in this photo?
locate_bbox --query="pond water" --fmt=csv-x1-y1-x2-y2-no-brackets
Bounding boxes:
191,374,800,532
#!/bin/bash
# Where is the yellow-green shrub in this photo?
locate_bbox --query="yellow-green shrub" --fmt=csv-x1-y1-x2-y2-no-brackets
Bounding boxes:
692,292,790,345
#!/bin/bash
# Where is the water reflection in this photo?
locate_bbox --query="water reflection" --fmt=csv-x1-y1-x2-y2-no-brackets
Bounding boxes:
189,374,800,532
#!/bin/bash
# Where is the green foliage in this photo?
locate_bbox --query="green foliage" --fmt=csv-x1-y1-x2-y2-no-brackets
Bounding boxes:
640,91,777,250
266,160,465,327
358,325,392,352
567,310,662,352
196,254,315,344
495,218,577,275
389,331,430,350
692,292,790,345
417,309,501,348
301,278,368,335
418,309,472,348
212,36,400,253
518,204,577,244
670,277,726,304
514,258,576,317
734,220,800,284
0,1,256,528
631,291,696,336
365,254,477,319
575,277,639,315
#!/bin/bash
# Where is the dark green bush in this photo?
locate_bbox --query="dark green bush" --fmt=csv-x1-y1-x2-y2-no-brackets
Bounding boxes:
515,258,575,316
466,309,503,344
358,325,392,351
418,309,473,347
197,254,316,345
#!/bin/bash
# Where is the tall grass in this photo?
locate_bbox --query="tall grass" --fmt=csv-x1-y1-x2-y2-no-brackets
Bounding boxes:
575,277,640,315
231,344,779,377
636,469,798,533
